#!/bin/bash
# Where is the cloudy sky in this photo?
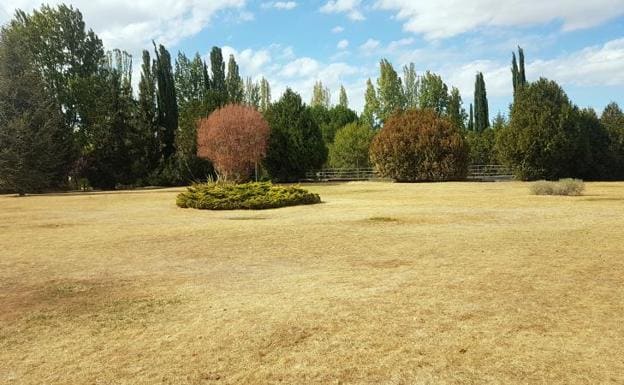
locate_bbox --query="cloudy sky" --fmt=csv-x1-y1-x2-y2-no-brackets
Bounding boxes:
2,0,623,115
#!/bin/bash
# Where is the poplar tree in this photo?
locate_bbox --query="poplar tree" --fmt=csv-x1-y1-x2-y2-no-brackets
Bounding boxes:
208,47,227,108
447,87,466,130
244,77,261,109
153,42,178,160
362,78,379,128
338,85,348,108
311,80,331,108
402,63,419,109
259,77,271,112
226,54,244,103
377,59,405,123
473,72,489,132
137,50,160,170
418,71,448,115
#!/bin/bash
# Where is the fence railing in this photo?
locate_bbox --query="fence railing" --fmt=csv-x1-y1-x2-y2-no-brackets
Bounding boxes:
467,164,514,180
303,165,514,182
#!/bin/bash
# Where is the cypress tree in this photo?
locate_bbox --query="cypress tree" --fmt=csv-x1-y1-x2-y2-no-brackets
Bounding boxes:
474,72,489,132
512,52,519,95
468,103,474,131
518,46,526,85
137,50,159,170
153,42,178,160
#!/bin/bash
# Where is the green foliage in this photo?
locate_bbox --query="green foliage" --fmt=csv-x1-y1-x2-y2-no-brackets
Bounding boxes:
362,78,379,128
226,54,244,103
446,87,466,130
310,105,359,144
264,89,327,181
370,109,469,182
466,129,498,165
329,123,375,168
154,43,178,160
338,85,348,108
418,71,448,115
176,182,321,210
601,102,624,178
530,179,585,196
402,63,419,109
259,77,271,112
377,59,405,123
311,80,331,108
473,72,489,132
0,25,68,194
497,78,614,180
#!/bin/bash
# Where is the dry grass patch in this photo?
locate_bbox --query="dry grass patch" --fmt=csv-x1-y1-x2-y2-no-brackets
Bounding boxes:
1,182,624,384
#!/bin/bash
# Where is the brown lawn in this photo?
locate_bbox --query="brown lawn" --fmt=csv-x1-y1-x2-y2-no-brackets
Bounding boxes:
1,181,623,384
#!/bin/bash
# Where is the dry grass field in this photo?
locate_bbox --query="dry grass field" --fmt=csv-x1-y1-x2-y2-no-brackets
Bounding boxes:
1,181,624,384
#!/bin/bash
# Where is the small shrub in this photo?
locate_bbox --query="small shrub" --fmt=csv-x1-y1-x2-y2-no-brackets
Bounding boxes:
176,182,321,210
530,179,585,196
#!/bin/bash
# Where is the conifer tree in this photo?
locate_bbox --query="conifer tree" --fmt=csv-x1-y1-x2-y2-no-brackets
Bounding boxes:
468,103,474,131
137,49,159,169
474,72,489,132
447,87,466,130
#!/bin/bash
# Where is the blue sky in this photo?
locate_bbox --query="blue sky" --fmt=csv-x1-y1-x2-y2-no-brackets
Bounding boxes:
2,0,623,117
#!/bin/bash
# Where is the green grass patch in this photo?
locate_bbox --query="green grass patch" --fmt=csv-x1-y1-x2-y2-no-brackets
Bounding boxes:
530,178,585,196
176,182,321,210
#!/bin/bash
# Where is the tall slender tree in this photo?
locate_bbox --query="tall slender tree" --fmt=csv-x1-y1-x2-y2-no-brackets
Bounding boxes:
137,49,160,171
362,78,379,128
153,42,178,160
473,72,489,132
311,80,331,108
402,62,419,109
377,59,405,123
338,85,348,108
226,54,244,103
244,77,261,109
208,47,227,108
259,77,271,112
418,71,448,115
468,103,474,131
447,87,466,130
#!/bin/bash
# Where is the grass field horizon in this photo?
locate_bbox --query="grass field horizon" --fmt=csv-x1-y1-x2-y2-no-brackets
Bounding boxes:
1,181,623,384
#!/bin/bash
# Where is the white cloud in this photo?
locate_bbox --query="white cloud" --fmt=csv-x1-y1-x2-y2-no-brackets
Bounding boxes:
332,26,345,33
262,1,297,10
374,0,624,39
337,39,349,50
320,0,365,21
221,46,272,75
360,38,381,52
1,0,247,53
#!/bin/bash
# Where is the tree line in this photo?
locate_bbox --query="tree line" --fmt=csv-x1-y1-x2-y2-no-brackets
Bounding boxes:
1,4,623,194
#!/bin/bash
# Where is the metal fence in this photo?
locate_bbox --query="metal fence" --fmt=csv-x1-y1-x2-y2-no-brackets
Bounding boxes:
303,165,514,182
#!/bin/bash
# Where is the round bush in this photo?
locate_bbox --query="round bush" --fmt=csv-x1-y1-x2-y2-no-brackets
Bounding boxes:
197,104,269,182
369,109,468,182
329,122,375,168
176,182,321,210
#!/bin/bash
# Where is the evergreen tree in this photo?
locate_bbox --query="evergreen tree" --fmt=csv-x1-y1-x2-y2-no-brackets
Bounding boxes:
418,71,448,115
518,46,527,86
473,72,489,132
362,78,379,128
512,52,519,95
259,77,271,112
377,59,405,123
0,25,67,194
264,89,327,181
338,85,348,108
153,43,178,160
447,87,466,130
468,104,474,131
311,80,331,108
226,54,244,103
402,63,419,109
512,47,527,98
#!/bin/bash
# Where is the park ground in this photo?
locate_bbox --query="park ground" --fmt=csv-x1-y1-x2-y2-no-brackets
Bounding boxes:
1,181,623,384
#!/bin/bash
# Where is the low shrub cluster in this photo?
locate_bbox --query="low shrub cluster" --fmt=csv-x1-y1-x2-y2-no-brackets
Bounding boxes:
530,179,585,196
176,182,321,210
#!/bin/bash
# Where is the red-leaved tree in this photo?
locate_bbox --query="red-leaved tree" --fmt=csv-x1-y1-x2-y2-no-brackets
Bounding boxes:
197,104,270,182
